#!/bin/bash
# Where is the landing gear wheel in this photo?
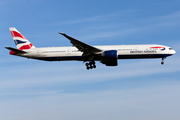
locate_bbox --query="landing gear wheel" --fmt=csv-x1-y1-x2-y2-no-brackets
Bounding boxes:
85,61,96,70
85,63,89,66
86,66,89,70
161,61,164,65
93,65,96,68
90,65,93,69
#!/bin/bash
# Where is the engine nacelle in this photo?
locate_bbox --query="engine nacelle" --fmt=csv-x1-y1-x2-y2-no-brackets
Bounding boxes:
101,50,118,66
102,50,117,59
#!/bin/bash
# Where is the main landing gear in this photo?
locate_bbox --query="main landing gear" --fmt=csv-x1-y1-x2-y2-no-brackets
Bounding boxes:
85,61,96,70
161,57,166,65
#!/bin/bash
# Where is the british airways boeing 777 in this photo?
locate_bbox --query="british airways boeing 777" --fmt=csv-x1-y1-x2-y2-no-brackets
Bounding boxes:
5,27,176,70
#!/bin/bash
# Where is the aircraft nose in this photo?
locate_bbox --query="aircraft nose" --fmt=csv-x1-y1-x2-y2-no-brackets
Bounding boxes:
172,50,176,55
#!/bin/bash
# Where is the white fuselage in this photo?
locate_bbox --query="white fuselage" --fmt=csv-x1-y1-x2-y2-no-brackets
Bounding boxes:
17,44,176,61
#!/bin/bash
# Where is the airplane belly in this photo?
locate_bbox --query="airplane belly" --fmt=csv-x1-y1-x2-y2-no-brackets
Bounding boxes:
118,53,172,59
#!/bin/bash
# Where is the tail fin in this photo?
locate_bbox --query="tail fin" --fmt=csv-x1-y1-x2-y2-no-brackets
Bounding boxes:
9,27,35,50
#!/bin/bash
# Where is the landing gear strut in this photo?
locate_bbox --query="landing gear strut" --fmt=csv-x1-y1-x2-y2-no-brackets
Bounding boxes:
161,57,166,65
85,61,96,70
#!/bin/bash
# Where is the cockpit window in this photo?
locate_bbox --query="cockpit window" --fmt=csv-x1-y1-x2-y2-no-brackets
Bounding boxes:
169,48,173,50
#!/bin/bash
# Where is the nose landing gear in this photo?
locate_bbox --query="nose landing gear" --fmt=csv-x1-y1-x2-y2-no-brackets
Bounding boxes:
161,57,166,65
85,61,96,70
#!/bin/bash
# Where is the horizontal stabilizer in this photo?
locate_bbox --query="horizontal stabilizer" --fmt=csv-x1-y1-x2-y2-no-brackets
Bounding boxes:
5,47,27,54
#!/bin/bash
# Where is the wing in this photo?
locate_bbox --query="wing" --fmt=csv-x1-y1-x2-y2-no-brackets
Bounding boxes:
5,47,27,54
59,33,102,53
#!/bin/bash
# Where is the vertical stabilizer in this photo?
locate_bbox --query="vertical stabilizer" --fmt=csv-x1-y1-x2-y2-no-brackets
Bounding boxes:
9,27,35,50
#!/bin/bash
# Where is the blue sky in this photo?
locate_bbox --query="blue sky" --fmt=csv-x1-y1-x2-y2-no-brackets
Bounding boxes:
0,0,180,120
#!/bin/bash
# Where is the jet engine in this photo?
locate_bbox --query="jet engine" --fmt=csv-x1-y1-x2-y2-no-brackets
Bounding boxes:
101,50,118,66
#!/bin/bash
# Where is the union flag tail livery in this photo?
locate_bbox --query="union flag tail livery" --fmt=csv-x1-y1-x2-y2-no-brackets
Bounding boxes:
6,27,176,70
9,27,35,50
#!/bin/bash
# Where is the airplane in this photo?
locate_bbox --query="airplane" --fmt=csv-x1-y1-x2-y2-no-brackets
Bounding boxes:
5,27,176,70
